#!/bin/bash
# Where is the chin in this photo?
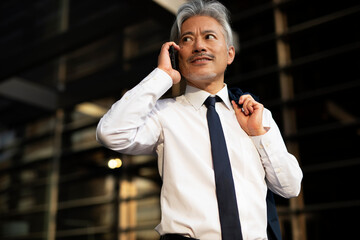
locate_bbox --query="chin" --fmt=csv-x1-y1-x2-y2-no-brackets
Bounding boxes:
186,72,217,81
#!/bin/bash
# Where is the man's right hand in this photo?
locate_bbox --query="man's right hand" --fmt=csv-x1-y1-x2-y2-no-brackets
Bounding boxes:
158,42,181,84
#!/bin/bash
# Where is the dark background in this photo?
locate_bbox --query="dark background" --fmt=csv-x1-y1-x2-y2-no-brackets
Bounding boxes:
0,0,359,239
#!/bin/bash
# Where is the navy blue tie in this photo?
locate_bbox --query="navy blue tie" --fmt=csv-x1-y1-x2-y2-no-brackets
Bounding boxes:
204,96,243,240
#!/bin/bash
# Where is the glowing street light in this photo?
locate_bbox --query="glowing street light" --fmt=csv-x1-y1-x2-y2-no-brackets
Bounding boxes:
108,158,122,169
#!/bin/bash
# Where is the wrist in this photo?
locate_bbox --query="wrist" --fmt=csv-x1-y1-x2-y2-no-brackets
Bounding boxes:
158,67,181,84
248,127,267,136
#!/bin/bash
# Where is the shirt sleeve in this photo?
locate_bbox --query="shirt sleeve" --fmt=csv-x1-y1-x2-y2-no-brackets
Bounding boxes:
96,68,172,155
250,109,303,198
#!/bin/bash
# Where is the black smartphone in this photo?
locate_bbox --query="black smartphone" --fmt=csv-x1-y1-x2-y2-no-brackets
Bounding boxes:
169,46,178,70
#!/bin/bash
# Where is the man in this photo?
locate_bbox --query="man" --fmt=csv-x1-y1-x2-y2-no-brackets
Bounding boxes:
96,0,302,239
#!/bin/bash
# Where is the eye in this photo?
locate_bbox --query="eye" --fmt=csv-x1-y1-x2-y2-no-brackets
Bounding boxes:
206,34,216,40
182,36,192,42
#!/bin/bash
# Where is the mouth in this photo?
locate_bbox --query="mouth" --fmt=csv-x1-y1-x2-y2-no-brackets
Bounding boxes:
188,53,214,64
191,57,212,63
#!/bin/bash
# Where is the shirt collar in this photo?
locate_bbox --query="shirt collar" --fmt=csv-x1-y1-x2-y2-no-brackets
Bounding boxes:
184,84,232,110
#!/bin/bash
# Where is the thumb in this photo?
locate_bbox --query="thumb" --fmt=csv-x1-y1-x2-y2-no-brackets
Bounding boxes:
231,100,241,115
232,101,246,120
231,100,248,125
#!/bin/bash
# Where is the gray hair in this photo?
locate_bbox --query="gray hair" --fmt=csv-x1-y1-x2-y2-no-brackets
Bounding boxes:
170,0,234,48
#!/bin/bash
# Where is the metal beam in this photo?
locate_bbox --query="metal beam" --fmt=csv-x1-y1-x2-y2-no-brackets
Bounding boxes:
0,77,57,110
273,1,307,239
0,3,147,82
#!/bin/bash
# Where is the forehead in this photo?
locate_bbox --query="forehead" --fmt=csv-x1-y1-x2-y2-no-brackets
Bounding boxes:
181,15,223,35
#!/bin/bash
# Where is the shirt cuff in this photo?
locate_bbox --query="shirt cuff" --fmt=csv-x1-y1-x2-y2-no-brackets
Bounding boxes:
140,68,173,94
250,127,276,159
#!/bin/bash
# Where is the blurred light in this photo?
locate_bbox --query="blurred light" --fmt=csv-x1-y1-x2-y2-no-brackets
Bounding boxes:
153,0,186,15
108,158,122,169
75,102,107,117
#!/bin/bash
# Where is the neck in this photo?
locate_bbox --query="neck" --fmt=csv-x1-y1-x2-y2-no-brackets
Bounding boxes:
186,76,225,95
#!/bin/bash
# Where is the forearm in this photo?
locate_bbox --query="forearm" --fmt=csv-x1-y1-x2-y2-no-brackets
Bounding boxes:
251,110,303,198
96,68,172,154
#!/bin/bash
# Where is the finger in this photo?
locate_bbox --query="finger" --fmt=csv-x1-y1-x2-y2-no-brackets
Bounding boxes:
158,42,181,84
242,98,254,115
251,103,264,122
239,94,254,105
171,42,180,51
232,101,247,121
160,42,179,59
158,42,177,69
247,100,255,114
252,102,264,111
162,42,180,52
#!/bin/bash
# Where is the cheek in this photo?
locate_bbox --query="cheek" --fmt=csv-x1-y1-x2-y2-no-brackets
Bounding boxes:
178,54,185,68
178,51,190,67
178,55,189,76
220,49,232,65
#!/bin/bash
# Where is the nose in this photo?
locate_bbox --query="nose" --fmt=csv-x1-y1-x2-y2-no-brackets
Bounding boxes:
192,38,206,53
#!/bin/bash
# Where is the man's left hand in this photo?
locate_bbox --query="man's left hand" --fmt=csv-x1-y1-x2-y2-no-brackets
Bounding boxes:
231,94,267,136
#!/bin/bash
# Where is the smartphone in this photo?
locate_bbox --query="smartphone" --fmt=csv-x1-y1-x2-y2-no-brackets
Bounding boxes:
169,46,178,70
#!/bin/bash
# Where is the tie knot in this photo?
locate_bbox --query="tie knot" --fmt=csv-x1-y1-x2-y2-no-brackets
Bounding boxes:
204,96,216,108
204,96,221,108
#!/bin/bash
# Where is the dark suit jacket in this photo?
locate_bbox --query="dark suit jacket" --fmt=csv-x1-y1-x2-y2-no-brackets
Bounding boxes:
228,88,282,240
266,190,282,240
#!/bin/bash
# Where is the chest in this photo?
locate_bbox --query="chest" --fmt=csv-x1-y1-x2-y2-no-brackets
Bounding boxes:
158,103,263,174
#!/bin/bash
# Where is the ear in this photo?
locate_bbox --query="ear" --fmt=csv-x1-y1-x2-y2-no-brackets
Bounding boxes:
227,46,235,65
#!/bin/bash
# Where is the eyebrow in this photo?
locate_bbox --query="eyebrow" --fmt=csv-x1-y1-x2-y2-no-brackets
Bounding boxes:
180,30,217,39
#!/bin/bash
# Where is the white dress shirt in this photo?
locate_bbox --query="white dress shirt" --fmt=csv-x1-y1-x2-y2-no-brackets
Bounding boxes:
96,68,303,240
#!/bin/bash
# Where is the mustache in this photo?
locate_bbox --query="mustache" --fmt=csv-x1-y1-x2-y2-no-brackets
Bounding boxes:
187,52,215,62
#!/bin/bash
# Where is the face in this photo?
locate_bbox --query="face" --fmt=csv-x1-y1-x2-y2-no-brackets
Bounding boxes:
178,16,235,88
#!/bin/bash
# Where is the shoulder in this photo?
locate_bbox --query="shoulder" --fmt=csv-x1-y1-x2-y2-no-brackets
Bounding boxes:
156,95,187,107
154,95,189,117
156,97,176,107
